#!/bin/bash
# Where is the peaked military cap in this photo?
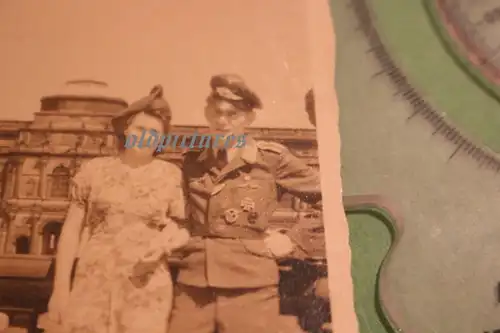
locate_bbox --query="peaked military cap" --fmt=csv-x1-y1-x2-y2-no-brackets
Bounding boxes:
209,74,263,111
111,84,172,132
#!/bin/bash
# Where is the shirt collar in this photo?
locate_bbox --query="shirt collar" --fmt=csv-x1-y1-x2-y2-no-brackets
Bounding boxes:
238,136,257,164
196,135,257,164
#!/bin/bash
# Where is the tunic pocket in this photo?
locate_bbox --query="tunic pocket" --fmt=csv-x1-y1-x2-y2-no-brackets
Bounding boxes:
240,239,276,259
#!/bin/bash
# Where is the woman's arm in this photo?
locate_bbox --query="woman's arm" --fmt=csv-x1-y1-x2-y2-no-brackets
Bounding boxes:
136,164,189,265
52,203,85,293
52,159,93,293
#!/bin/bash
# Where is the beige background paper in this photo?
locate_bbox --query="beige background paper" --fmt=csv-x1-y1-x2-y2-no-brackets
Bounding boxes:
0,0,313,129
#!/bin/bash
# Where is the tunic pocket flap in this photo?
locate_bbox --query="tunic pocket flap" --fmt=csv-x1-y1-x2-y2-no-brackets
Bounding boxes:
240,239,275,259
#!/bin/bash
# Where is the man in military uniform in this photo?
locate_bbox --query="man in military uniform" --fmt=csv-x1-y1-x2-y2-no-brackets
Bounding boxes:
168,74,323,333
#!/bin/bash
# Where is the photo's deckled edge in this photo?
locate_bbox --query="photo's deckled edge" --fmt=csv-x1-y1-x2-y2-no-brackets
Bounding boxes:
307,1,360,333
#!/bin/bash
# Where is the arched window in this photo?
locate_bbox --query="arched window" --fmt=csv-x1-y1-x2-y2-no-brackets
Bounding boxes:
49,165,70,198
41,222,62,255
15,236,30,254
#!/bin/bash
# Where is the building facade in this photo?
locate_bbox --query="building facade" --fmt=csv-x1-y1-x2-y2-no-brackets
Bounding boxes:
0,80,318,258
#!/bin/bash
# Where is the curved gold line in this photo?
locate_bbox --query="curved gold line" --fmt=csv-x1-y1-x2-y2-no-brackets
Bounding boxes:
343,194,408,333
350,0,500,170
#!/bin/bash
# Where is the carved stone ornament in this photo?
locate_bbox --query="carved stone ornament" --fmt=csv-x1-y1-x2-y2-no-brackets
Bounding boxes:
35,157,49,170
42,133,52,148
76,134,85,148
5,205,18,222
0,216,7,231
29,205,43,221
17,132,29,147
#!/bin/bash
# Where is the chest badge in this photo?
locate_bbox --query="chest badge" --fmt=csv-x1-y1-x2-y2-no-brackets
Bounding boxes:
240,197,256,213
224,208,240,225
248,212,259,224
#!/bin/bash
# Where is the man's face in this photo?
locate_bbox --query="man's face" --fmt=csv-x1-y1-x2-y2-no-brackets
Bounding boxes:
204,98,255,137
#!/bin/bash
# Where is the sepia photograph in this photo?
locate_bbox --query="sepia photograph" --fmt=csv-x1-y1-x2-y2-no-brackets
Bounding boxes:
0,1,356,333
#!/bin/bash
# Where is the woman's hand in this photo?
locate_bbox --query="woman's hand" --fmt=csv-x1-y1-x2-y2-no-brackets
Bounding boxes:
162,225,190,252
136,220,190,269
132,222,190,280
47,288,70,324
147,223,189,257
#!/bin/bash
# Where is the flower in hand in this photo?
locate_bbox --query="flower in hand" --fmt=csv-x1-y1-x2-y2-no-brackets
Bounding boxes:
264,229,295,258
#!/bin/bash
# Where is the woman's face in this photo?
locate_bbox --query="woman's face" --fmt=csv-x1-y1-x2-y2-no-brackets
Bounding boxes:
123,112,165,155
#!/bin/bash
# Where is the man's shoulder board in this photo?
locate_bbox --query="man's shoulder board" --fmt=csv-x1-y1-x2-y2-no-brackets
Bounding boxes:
255,141,288,155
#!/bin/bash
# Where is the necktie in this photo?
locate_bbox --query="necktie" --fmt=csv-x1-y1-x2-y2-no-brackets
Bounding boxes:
215,149,228,169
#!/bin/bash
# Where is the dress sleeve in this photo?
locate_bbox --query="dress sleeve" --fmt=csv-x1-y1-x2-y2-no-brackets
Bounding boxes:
70,160,94,207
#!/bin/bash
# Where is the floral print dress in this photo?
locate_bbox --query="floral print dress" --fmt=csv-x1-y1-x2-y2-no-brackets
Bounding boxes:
62,156,185,333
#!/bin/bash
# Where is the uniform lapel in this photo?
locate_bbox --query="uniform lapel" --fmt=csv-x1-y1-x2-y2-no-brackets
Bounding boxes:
214,137,258,184
186,148,218,196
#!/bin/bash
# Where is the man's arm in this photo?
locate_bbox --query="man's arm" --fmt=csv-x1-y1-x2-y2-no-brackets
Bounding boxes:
257,141,324,257
257,141,322,205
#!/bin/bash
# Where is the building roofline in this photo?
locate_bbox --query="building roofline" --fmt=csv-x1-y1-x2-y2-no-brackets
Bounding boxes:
40,94,128,106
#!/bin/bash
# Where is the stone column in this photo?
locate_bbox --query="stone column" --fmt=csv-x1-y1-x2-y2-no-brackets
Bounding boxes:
0,219,6,255
13,157,24,199
69,159,82,200
73,158,82,175
4,163,14,199
38,157,48,199
107,134,116,154
3,208,17,254
29,213,42,255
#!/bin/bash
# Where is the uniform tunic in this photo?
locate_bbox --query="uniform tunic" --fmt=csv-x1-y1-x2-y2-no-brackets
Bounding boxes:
176,137,322,288
169,138,322,333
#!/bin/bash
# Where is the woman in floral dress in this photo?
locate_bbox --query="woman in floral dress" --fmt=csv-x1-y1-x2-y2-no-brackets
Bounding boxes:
45,85,189,333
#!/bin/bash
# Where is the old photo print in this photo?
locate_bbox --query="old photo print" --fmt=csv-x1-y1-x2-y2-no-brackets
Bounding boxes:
0,1,355,333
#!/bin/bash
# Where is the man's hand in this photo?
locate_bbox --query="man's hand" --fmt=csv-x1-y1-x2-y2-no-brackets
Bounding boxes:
264,230,295,258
